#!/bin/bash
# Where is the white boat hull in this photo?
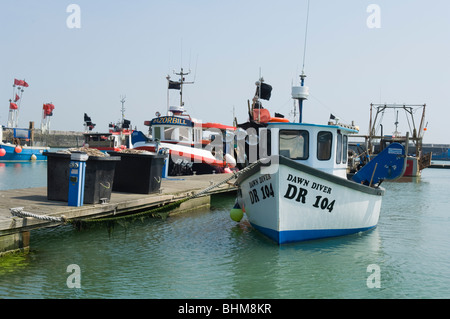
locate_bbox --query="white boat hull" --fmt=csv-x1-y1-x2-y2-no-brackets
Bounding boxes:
133,140,235,175
236,156,384,244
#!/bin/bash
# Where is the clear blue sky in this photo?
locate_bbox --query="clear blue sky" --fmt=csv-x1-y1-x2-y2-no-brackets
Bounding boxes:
1,0,449,143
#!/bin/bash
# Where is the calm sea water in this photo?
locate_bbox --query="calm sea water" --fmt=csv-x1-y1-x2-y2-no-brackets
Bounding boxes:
1,160,450,299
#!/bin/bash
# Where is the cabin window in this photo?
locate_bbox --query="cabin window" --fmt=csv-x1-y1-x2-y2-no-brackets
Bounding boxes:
164,127,175,140
179,127,190,141
259,128,271,157
153,127,161,140
279,130,309,160
317,131,332,161
336,132,342,164
343,135,348,163
194,128,202,143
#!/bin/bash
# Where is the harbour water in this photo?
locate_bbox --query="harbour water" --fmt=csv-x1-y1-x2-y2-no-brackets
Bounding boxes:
1,161,450,299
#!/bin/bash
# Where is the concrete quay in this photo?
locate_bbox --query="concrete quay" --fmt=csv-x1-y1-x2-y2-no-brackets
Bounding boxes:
0,173,237,256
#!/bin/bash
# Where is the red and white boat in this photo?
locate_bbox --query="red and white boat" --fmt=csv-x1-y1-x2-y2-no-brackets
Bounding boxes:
132,69,237,176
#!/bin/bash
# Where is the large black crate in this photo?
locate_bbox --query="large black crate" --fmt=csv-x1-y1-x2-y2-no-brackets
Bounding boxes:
107,151,165,194
84,155,120,203
44,152,120,204
45,152,71,202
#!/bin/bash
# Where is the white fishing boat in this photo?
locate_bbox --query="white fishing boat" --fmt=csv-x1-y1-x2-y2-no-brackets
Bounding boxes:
132,69,237,176
233,75,407,244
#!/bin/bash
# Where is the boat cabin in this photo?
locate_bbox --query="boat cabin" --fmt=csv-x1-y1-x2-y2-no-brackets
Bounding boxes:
83,132,132,151
145,115,202,145
144,107,236,147
245,122,358,179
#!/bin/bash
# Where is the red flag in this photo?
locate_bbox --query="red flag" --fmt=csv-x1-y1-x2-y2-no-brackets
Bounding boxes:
15,94,20,102
9,102,18,110
13,79,28,87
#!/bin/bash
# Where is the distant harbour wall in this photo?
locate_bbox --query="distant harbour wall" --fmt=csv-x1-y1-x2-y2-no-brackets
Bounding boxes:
34,130,85,148
1,129,85,148
3,123,85,148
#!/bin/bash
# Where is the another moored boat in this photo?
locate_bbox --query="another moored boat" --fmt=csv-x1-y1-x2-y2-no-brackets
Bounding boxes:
82,98,133,152
132,69,237,176
1,79,50,161
349,103,431,178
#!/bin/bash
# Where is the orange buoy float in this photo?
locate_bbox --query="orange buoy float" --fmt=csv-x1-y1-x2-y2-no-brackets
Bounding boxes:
268,117,289,123
15,146,22,153
0,148,6,156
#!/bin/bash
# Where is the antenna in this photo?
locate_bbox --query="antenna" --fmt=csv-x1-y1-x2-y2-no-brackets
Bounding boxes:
120,95,126,123
291,0,311,123
180,38,183,69
193,54,199,82
301,0,310,75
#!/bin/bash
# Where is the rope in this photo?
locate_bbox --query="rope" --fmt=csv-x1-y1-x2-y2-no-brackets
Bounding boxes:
10,207,66,223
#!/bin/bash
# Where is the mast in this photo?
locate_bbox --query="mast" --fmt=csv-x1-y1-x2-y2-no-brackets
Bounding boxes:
175,67,193,108
8,79,28,128
291,71,309,123
299,72,307,123
120,95,126,126
166,67,194,115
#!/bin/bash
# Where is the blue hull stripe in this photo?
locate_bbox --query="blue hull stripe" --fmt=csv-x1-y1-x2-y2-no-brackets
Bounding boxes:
1,145,48,161
251,223,376,244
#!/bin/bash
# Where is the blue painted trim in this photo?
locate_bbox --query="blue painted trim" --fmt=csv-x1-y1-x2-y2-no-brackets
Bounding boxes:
251,223,376,244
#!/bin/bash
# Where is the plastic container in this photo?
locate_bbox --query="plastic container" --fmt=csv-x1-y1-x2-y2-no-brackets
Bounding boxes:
45,152,72,201
83,155,120,203
44,152,120,203
107,151,165,194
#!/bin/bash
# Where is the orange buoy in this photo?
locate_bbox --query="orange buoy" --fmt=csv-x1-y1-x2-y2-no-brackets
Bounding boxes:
0,148,6,156
268,117,289,123
15,146,22,153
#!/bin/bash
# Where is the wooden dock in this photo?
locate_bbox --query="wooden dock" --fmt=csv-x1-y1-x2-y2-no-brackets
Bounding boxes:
0,173,237,255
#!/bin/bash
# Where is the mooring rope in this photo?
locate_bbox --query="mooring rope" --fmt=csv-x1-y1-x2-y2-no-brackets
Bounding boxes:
10,207,66,223
8,161,261,228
